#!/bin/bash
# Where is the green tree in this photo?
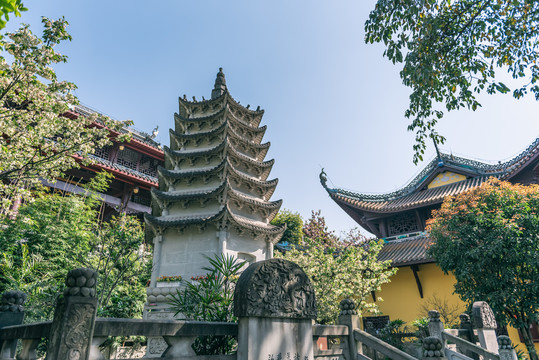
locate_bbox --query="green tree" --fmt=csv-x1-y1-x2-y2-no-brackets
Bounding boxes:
91,214,149,312
427,178,539,360
303,210,340,247
271,209,303,247
0,0,25,32
365,0,539,163
277,211,396,324
0,17,129,215
0,173,151,321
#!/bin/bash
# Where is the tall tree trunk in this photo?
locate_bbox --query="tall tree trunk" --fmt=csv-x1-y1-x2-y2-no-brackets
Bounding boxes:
519,322,538,360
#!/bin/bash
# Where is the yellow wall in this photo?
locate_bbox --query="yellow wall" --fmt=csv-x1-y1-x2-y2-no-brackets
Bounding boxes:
375,263,465,323
374,263,538,353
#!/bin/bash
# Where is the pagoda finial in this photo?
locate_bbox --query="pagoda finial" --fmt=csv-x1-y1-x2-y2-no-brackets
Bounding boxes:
212,67,227,99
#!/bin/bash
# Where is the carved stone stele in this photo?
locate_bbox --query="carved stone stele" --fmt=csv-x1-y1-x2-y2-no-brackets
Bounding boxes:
234,258,316,319
472,301,497,330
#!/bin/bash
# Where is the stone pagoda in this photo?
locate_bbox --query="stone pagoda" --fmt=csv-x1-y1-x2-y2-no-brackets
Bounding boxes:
145,68,285,309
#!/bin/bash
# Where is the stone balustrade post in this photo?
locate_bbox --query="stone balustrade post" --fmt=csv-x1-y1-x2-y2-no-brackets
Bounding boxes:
338,299,362,360
457,314,475,343
234,258,317,360
497,335,517,360
472,301,499,354
0,290,27,360
457,313,478,359
428,310,445,340
46,268,98,360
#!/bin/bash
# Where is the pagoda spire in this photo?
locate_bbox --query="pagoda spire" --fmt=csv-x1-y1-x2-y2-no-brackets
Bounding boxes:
211,67,227,99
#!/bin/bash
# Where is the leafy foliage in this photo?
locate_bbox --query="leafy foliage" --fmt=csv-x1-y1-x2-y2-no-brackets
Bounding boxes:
270,209,304,247
0,173,151,321
427,178,539,360
0,0,25,32
277,211,396,324
90,214,149,314
303,210,340,247
365,0,539,163
168,254,245,355
0,17,129,215
378,319,412,350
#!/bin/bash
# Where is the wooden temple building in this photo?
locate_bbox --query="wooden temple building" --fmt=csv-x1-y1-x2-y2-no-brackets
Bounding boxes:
144,69,285,317
321,138,539,341
47,104,164,218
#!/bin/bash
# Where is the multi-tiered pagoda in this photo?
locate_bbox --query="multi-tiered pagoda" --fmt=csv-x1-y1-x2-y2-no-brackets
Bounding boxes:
145,69,285,306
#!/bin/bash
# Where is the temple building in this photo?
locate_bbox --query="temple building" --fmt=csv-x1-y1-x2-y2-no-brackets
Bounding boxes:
144,69,285,310
321,138,539,342
47,104,164,218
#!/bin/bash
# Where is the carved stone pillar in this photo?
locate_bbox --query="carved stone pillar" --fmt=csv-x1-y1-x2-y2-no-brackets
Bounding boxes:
422,336,446,360
457,314,477,359
0,290,27,359
497,335,518,360
46,268,98,360
428,310,445,340
234,258,317,360
338,299,362,360
472,301,499,354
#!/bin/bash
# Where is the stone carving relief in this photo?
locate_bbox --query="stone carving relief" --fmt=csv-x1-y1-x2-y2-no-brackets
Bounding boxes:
0,290,27,312
472,301,497,329
147,337,169,356
234,258,316,319
64,303,95,359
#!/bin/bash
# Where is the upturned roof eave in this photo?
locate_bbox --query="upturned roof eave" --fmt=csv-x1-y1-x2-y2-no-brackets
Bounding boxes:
144,205,227,228
169,121,226,141
151,181,226,202
145,205,285,242
322,148,527,204
157,160,226,180
229,188,282,208
329,176,490,214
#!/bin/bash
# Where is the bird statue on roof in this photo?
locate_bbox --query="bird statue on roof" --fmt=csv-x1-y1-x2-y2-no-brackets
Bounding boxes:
149,126,159,140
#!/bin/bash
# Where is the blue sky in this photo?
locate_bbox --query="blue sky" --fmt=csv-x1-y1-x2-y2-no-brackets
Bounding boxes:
7,1,539,236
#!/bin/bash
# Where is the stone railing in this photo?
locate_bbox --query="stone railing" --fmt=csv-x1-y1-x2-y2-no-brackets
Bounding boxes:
0,264,521,360
0,259,320,360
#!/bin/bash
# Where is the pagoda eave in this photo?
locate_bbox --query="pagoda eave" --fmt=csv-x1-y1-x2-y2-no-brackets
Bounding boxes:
227,210,286,243
175,105,226,123
157,160,226,180
151,181,226,202
169,122,226,142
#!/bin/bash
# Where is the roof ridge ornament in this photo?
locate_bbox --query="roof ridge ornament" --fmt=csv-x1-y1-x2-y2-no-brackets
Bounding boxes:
212,67,227,99
432,135,444,167
319,168,328,188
